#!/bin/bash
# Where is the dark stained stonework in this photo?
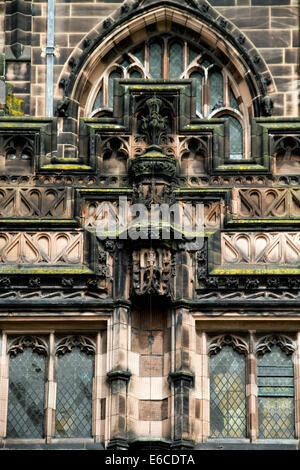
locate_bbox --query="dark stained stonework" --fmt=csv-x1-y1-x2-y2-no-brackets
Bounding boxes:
0,0,299,451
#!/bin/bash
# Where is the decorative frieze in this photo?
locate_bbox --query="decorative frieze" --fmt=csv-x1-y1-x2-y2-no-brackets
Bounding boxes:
0,231,83,265
232,187,300,219
221,232,300,265
0,187,72,218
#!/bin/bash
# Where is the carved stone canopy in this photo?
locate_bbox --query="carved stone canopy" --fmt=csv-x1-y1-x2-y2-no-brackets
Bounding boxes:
255,334,296,356
208,334,249,356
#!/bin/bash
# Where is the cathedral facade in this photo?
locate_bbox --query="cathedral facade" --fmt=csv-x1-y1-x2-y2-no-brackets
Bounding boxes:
0,0,299,450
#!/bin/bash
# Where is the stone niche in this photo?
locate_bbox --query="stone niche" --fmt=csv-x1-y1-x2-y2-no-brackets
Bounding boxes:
273,135,300,174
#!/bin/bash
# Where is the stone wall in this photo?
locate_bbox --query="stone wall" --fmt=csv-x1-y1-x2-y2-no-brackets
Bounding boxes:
0,0,298,117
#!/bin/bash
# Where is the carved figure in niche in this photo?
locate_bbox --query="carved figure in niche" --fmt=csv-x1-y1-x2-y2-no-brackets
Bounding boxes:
274,136,300,174
101,137,128,175
181,138,206,175
4,136,33,174
140,97,167,148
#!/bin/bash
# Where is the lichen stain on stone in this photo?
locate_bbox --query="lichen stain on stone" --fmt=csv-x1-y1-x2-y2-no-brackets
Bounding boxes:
5,84,24,116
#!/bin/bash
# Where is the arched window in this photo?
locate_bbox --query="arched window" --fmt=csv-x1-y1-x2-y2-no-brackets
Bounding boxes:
209,336,247,438
55,336,95,438
7,336,47,438
257,338,295,439
87,37,250,159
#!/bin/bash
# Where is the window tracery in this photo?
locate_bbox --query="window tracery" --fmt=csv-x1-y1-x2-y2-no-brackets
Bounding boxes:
88,37,248,160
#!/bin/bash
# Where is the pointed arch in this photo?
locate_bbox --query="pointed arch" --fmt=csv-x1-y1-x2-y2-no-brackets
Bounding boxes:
55,0,274,121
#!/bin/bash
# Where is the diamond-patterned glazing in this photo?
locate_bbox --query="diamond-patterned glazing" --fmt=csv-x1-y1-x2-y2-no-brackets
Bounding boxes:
7,348,46,438
149,42,162,78
55,347,94,438
190,72,202,115
258,344,294,439
209,71,223,112
258,397,294,439
210,346,246,438
169,42,183,78
108,71,122,108
228,116,243,159
230,89,239,111
92,89,102,111
130,70,142,79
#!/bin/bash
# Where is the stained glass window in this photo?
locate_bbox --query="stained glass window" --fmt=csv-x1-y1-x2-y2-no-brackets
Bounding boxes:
230,89,239,111
210,345,246,438
90,38,247,160
209,70,223,112
92,89,102,111
169,42,183,78
189,47,199,64
108,70,122,109
133,47,144,66
190,72,202,115
149,41,162,78
228,116,243,159
130,70,142,79
258,344,294,439
7,347,46,438
55,346,94,438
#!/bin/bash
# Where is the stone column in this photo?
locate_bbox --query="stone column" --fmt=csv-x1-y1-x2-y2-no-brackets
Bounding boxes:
294,332,300,438
44,332,56,442
246,331,258,441
169,308,194,450
0,332,8,439
196,331,209,442
93,331,103,442
247,332,258,441
107,305,131,450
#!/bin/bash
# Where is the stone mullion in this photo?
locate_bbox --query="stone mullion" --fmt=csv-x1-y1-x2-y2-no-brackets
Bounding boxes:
247,332,258,442
0,332,8,439
199,331,209,442
107,306,131,450
169,308,194,450
294,332,300,438
44,332,56,442
92,331,102,442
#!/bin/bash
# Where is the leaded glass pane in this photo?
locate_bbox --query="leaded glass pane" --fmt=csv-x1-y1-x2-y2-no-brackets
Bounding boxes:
258,344,294,439
7,348,45,438
169,42,183,78
133,47,144,66
230,89,239,111
209,71,223,112
55,347,94,438
189,47,199,64
190,72,202,115
149,42,162,78
92,89,102,111
108,70,122,108
130,70,142,79
227,116,243,159
258,398,294,439
210,346,246,438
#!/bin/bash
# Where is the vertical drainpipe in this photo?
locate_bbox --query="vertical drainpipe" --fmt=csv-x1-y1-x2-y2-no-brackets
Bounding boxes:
46,0,55,117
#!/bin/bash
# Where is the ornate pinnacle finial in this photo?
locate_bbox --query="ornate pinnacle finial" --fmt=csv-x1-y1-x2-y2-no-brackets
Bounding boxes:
141,97,167,148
